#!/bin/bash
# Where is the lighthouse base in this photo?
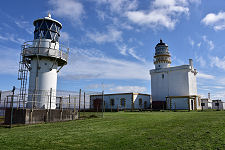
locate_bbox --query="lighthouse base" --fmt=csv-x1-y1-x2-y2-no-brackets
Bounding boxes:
4,108,78,125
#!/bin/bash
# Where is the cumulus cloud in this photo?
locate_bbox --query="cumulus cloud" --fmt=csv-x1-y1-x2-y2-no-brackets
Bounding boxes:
202,11,225,31
48,0,84,22
126,0,190,30
86,27,122,44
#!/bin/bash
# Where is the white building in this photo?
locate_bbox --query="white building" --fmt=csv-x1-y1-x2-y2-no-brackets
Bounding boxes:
90,93,151,111
212,100,225,110
150,40,200,110
201,93,212,109
19,14,69,109
201,99,211,110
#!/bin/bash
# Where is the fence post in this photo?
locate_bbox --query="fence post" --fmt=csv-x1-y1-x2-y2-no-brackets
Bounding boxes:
79,89,81,118
49,88,52,122
84,92,85,112
10,86,15,128
74,97,76,112
69,94,71,109
0,90,2,104
102,91,104,118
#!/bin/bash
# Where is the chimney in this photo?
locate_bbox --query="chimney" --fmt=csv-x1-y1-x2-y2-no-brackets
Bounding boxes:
189,59,193,69
208,93,210,99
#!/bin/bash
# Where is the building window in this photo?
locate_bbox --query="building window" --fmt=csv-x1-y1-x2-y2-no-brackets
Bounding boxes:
201,103,205,106
215,103,219,106
158,65,160,67
162,74,164,79
144,101,147,109
120,98,126,107
139,98,142,106
110,99,115,106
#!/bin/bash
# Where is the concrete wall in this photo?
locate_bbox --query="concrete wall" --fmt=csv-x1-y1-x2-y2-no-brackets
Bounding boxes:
4,108,78,124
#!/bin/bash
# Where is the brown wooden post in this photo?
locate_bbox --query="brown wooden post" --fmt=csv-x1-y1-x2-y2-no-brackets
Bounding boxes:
83,92,85,112
79,89,81,118
194,97,197,110
188,98,190,111
69,94,71,109
74,97,76,112
0,90,1,104
111,100,112,112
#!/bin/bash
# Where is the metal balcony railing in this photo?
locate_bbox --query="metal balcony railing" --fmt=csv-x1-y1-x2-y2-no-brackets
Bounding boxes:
22,41,69,63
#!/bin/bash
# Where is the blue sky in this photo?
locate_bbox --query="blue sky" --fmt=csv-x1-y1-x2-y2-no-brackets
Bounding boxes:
0,0,225,101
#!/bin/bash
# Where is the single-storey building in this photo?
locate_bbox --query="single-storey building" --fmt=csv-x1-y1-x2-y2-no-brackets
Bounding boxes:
90,93,151,111
200,98,212,110
212,100,225,110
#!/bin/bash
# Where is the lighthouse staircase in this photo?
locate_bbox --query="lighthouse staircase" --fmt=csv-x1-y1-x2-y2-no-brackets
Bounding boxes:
18,45,29,108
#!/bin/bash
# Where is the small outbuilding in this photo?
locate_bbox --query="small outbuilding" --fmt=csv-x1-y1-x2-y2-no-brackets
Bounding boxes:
212,100,225,110
90,93,151,111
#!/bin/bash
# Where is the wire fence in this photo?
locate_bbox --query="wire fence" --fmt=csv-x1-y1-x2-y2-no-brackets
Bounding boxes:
0,88,103,125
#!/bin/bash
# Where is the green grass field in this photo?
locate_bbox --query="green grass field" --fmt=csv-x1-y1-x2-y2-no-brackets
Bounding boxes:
0,111,224,150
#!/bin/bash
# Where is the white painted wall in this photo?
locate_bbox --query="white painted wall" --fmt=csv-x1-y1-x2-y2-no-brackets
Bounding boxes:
212,100,224,110
90,93,151,110
150,65,197,102
27,57,58,109
133,94,151,109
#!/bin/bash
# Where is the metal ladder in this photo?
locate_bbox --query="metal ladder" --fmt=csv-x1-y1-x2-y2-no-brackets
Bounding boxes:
18,45,29,108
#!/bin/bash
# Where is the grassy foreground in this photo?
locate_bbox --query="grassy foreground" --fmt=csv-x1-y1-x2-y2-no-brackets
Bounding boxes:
0,111,225,150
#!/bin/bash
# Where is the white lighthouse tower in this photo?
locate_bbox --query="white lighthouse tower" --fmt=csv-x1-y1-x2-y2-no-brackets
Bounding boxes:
154,39,171,69
19,14,69,109
150,39,199,110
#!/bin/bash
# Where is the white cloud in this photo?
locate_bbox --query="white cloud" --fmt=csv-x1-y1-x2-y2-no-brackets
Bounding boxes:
117,44,128,55
189,0,201,5
128,48,146,63
109,85,147,93
197,42,201,47
60,47,153,80
188,37,194,47
60,31,70,43
15,20,33,34
85,83,147,93
202,35,214,50
0,46,19,75
126,0,190,30
86,27,122,44
0,33,25,45
202,11,225,31
48,0,84,22
116,44,146,62
210,56,225,70
195,56,206,67
197,72,215,79
94,0,138,14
